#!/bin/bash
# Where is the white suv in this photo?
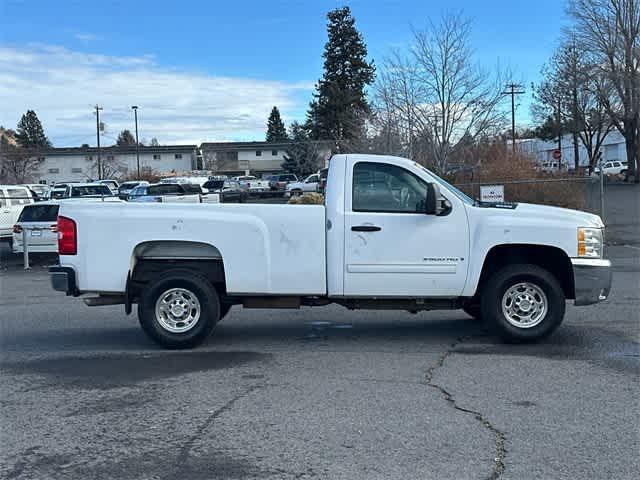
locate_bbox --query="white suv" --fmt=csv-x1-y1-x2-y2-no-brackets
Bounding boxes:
1,185,34,244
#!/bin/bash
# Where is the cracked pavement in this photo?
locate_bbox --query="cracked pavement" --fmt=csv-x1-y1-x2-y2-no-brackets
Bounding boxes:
1,184,638,479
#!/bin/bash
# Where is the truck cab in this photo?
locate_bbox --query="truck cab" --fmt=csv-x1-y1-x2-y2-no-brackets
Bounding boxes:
50,154,612,349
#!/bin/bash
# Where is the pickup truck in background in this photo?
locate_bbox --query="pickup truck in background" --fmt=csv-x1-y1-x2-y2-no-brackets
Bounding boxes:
50,154,612,349
234,175,270,193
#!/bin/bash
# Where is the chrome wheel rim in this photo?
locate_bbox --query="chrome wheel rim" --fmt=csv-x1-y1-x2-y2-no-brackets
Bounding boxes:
155,288,201,333
501,282,548,329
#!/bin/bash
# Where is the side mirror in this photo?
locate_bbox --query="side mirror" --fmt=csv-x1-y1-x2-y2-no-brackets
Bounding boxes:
425,183,442,215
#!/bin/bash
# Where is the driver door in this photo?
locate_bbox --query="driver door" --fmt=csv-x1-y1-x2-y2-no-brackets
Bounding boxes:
343,160,469,297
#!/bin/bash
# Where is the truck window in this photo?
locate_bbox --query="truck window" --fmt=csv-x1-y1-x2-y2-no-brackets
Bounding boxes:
7,188,32,205
352,162,428,213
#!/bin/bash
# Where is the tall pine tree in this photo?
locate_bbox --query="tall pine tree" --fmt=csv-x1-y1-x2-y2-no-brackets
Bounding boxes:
307,7,375,143
266,106,288,142
15,110,51,149
117,129,137,145
282,122,320,176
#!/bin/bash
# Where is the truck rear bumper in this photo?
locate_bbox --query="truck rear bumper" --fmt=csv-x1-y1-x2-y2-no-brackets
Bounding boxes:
49,266,79,296
571,258,612,306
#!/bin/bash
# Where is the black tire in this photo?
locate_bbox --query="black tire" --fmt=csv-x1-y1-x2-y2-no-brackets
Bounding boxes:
291,189,302,197
480,264,565,343
138,269,220,349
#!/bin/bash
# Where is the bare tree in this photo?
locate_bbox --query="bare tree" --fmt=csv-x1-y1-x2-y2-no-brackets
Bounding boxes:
87,155,125,180
374,14,506,173
0,143,45,183
569,0,640,181
533,39,615,171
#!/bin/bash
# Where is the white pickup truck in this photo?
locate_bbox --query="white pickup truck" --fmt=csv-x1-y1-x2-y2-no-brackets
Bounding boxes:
50,154,611,349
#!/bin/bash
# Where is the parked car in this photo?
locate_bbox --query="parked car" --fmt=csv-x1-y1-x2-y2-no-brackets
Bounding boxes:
20,184,50,201
285,173,320,197
593,161,628,176
128,182,218,203
47,187,68,200
202,179,245,203
96,179,119,193
12,202,60,254
12,198,123,254
63,183,114,198
50,153,612,350
234,176,270,193
266,173,298,191
1,185,35,244
118,181,150,200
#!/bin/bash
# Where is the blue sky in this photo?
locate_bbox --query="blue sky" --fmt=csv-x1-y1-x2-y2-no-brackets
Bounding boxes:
0,0,570,146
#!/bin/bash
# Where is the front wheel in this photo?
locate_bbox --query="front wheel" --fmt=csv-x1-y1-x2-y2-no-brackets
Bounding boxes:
481,264,565,343
138,269,220,349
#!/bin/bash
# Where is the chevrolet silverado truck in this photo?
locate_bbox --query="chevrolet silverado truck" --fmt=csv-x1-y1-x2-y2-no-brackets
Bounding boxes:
49,154,612,349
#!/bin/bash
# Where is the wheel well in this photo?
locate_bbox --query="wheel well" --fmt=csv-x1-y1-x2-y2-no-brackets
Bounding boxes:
130,241,226,301
476,244,574,299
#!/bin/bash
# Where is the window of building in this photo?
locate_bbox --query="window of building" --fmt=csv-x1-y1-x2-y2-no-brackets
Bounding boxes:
71,167,83,173
48,168,60,174
175,153,182,159
37,156,45,162
153,154,161,160
85,155,93,161
272,150,278,156
352,162,428,213
107,155,114,161
256,150,262,157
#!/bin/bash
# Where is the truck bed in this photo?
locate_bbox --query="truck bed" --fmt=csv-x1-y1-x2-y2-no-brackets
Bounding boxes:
59,202,327,295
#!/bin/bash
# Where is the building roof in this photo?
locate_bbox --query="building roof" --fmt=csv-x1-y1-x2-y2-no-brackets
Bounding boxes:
43,145,197,156
200,140,334,151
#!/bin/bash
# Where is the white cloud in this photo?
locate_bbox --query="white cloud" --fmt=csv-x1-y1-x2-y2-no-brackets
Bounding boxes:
0,44,313,146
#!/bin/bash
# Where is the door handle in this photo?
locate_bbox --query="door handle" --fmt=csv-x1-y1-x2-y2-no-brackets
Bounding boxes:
351,225,381,232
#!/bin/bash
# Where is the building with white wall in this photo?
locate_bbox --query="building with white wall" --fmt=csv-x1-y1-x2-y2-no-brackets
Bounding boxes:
34,145,197,184
516,130,627,170
200,141,333,176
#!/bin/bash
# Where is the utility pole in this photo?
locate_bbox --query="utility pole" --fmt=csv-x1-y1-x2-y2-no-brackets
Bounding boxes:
556,97,562,169
132,105,140,178
95,105,103,179
502,83,525,152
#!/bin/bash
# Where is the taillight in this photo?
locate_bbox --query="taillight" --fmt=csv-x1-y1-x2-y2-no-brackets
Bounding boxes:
57,216,77,255
13,224,22,234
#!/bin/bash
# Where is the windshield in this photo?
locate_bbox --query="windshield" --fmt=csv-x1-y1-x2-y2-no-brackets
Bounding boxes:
415,164,475,206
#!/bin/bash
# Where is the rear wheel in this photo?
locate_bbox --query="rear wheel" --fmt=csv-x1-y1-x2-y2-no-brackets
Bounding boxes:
481,264,565,343
138,269,220,349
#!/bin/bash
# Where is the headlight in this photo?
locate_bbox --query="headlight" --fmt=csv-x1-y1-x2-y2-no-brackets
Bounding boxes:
578,227,603,258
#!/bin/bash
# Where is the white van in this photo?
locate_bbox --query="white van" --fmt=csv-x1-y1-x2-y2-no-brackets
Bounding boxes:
0,185,35,245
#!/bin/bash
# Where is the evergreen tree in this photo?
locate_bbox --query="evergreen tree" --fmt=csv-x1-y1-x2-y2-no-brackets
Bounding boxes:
282,122,320,176
307,6,375,143
15,110,51,149
266,106,288,142
117,129,136,146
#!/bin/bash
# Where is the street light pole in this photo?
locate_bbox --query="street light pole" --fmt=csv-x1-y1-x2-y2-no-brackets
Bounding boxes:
132,106,140,178
95,105,103,179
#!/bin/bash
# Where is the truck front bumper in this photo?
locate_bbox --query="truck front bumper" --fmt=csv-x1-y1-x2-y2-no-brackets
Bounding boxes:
571,258,612,306
49,266,79,296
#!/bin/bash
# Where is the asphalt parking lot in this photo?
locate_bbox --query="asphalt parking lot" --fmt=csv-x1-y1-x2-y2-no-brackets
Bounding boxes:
0,185,638,480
